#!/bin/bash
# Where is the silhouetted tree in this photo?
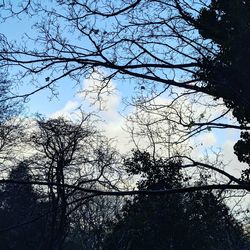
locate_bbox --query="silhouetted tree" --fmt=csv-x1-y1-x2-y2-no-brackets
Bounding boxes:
1,0,250,193
103,151,249,250
0,70,22,171
0,161,47,249
26,115,120,249
178,0,250,186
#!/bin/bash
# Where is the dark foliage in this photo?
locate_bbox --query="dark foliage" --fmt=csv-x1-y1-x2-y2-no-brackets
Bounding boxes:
190,0,250,178
104,151,249,250
193,0,250,125
0,162,47,250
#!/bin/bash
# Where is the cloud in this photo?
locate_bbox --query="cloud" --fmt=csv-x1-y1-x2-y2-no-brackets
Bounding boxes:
50,72,132,154
50,100,80,118
50,73,247,179
222,139,248,178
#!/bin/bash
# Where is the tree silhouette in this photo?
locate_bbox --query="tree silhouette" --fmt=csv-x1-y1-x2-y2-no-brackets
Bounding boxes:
0,0,250,194
0,161,47,249
26,115,120,249
103,151,249,250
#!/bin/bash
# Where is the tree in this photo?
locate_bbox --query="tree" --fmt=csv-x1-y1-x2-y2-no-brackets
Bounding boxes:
1,2,250,247
25,115,120,249
0,161,47,250
176,0,250,182
67,195,121,250
191,0,250,124
103,151,249,250
0,0,250,193
0,69,23,172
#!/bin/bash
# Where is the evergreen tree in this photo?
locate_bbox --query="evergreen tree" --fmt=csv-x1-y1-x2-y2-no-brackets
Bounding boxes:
190,0,250,171
103,151,248,250
0,162,47,250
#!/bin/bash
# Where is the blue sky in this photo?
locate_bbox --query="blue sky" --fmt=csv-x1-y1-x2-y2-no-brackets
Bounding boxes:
0,2,248,178
0,1,249,216
0,15,73,115
0,7,136,116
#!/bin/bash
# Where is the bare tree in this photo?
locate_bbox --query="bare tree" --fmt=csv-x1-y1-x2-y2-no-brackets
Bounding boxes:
0,0,249,194
0,68,23,176
23,114,121,249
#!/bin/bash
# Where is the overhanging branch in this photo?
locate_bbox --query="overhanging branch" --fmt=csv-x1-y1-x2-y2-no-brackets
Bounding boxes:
0,179,249,196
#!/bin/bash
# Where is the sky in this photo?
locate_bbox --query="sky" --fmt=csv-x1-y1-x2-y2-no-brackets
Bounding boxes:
0,1,248,181
52,74,247,176
0,0,249,223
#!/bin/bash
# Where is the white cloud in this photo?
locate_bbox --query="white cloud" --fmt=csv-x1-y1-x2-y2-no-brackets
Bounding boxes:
50,100,80,118
50,72,132,154
50,73,248,181
222,139,248,178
